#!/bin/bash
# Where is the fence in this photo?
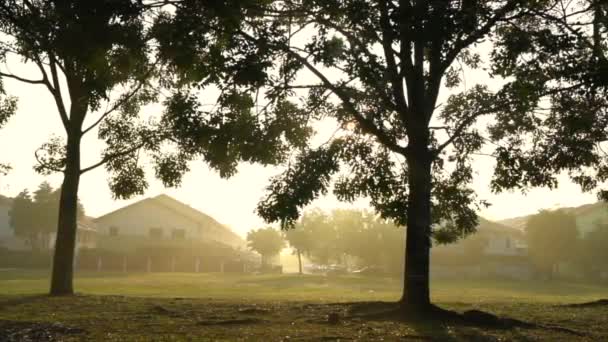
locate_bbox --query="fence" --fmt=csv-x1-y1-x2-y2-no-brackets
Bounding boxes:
76,250,250,273
0,248,252,273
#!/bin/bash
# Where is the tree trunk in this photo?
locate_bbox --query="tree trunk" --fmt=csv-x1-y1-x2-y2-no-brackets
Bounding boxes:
400,143,433,311
49,133,81,296
297,249,303,275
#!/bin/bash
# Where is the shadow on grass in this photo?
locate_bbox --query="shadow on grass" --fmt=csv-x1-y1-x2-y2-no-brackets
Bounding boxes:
334,301,587,340
0,294,48,311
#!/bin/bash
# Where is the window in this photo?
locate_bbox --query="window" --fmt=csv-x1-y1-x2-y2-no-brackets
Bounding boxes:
505,237,511,249
172,229,186,240
109,226,119,236
149,228,163,239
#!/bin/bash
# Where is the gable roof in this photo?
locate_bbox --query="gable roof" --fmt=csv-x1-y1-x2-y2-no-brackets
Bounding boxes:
94,194,243,243
477,217,524,238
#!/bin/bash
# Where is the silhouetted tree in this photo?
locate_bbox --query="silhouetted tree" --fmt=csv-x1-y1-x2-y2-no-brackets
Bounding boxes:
0,1,166,295
250,1,550,311
9,182,86,251
526,210,578,279
247,227,286,268
9,190,37,250
0,0,298,296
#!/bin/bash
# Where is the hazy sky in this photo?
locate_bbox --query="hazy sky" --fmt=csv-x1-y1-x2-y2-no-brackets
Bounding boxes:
0,58,599,238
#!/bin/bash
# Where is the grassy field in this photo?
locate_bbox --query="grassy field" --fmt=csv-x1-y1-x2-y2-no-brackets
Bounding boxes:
0,270,607,341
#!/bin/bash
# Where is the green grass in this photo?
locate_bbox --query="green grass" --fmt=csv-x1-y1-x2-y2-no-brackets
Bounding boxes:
1,270,607,341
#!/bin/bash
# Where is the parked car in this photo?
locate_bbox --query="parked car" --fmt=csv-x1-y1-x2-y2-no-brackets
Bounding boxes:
303,264,325,274
326,264,348,276
351,266,387,276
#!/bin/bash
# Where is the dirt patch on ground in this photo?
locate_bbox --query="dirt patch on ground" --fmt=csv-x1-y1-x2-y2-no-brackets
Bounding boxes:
0,320,85,342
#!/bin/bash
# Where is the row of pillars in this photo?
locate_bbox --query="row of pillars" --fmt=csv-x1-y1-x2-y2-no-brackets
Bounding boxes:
94,256,248,273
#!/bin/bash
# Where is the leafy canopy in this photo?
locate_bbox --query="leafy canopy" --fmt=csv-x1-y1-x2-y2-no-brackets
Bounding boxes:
246,0,545,245
525,209,578,275
246,227,286,260
489,1,608,201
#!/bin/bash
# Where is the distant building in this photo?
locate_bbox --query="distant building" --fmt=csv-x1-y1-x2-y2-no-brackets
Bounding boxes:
0,194,96,251
93,194,245,250
478,219,528,257
432,218,531,279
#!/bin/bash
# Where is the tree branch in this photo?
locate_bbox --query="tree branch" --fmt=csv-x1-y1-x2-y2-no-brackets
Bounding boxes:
379,0,409,119
80,143,145,175
82,81,146,136
48,56,70,130
0,71,45,85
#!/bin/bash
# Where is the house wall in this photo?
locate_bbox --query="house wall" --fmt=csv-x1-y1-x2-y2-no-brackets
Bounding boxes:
483,233,527,256
94,200,206,241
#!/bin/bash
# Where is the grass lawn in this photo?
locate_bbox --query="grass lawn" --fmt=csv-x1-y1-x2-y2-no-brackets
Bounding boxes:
0,269,607,341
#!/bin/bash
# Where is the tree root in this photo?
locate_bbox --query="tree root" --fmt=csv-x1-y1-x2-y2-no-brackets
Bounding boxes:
343,301,587,337
563,299,608,308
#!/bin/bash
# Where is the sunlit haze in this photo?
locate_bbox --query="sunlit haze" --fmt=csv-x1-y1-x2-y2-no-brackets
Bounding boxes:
0,62,597,237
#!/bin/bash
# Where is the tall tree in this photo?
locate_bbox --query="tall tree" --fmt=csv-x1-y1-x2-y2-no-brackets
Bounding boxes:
0,1,310,296
246,227,286,268
0,1,162,295
525,210,578,278
250,0,544,311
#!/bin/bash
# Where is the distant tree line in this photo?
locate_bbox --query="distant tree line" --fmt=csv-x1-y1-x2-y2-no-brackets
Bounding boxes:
9,182,85,251
247,209,405,275
525,210,608,281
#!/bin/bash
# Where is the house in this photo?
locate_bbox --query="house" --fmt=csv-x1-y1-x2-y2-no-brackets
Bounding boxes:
434,218,528,257
432,218,531,279
0,194,97,251
477,218,528,256
93,194,245,250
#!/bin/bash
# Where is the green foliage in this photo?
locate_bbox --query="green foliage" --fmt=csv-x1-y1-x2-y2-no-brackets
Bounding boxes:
248,0,539,249
9,190,36,245
246,227,285,265
576,222,608,278
525,210,579,277
285,209,405,272
488,1,608,200
8,182,86,251
0,0,163,194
